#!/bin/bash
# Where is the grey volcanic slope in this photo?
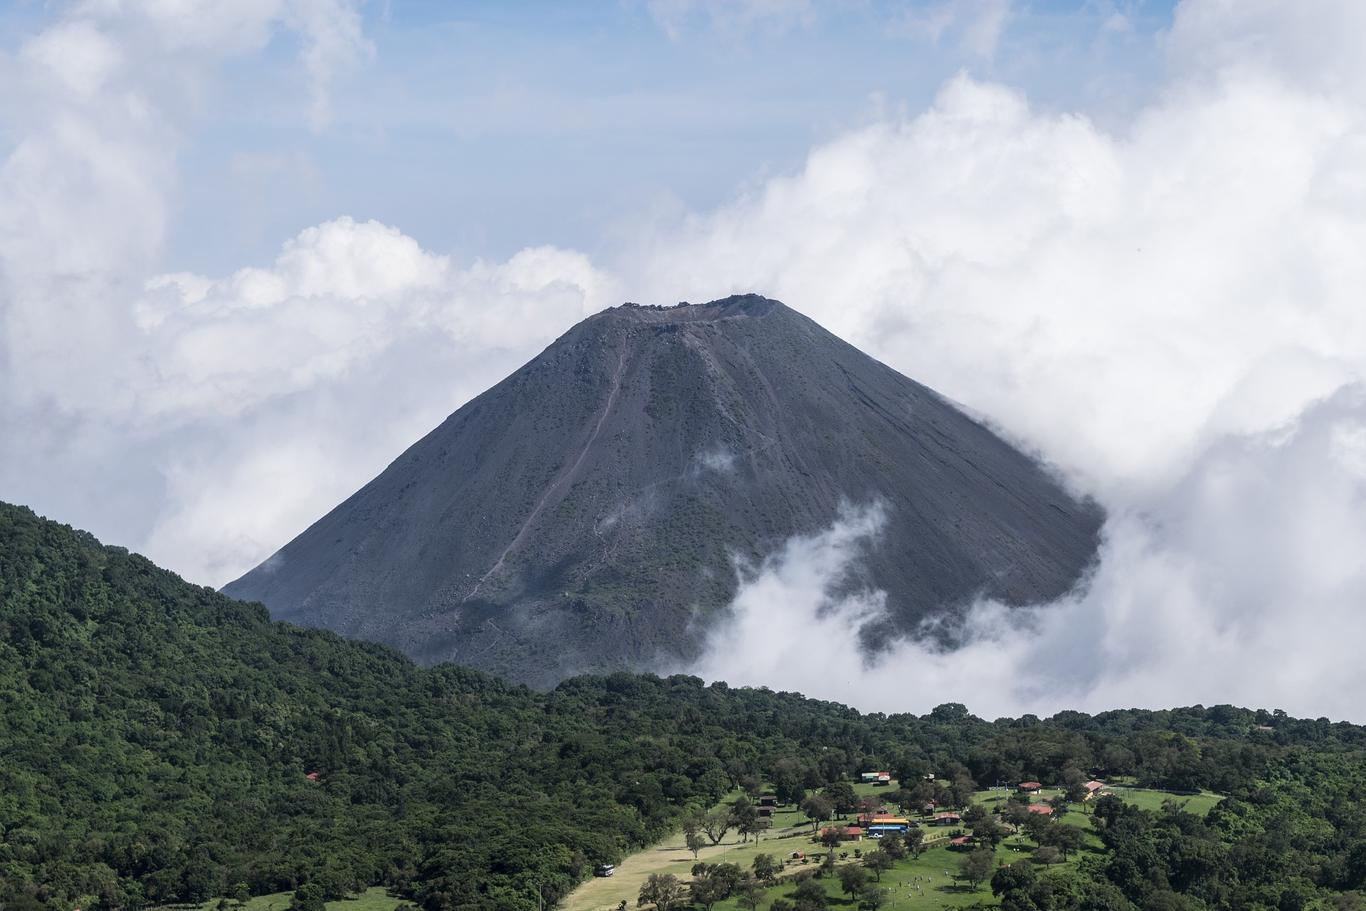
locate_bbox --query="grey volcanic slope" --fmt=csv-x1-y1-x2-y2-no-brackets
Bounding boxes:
224,295,1101,687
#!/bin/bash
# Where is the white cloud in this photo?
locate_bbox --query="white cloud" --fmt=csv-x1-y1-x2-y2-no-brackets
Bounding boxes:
81,218,613,583
696,388,1366,721
667,0,1366,720
0,5,612,586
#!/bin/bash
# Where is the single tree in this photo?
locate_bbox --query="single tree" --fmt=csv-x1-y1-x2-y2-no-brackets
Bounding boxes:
1032,846,1062,865
731,797,760,843
289,884,325,911
818,826,845,854
904,827,925,857
638,873,685,911
702,807,733,845
736,876,765,911
822,781,858,817
793,878,828,910
948,774,978,809
686,832,706,860
971,816,1007,849
738,815,764,844
991,861,1037,897
858,884,887,910
1002,801,1033,828
1051,824,1083,859
801,794,834,832
959,848,995,891
691,865,743,911
863,848,894,882
1023,813,1052,845
683,813,702,839
752,853,778,883
962,803,988,825
838,863,868,898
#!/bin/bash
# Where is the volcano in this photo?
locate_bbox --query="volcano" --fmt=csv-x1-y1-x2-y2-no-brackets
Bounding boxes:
224,295,1101,686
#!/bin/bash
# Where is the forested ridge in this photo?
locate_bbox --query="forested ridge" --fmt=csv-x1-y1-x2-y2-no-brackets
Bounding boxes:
2,501,1364,911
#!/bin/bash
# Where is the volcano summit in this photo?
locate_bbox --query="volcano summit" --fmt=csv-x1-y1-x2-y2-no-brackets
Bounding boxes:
224,295,1101,686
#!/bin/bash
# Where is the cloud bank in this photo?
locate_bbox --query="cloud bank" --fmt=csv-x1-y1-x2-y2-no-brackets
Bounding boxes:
694,387,1366,721
664,1,1366,719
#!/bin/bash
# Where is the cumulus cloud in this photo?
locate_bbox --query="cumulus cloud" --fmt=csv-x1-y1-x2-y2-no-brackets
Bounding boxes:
695,388,1366,721
668,0,1366,719
131,222,614,582
0,5,614,585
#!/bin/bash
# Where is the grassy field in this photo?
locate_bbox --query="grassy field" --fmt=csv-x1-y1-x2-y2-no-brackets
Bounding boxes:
564,777,1224,911
972,785,1223,818
562,794,825,911
167,886,405,911
703,837,1094,911
1101,786,1223,816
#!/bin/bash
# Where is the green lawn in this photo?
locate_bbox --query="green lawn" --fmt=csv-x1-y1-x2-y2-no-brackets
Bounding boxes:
165,886,405,911
971,785,1222,818
1101,786,1223,817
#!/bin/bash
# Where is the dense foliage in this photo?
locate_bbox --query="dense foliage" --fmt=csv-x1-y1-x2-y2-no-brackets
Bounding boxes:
1,502,1364,910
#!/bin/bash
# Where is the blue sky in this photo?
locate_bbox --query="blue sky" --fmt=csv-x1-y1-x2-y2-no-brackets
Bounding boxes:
161,0,1175,272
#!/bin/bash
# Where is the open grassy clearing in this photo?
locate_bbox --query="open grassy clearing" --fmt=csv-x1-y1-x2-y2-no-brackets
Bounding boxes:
565,777,1224,910
702,830,1100,911
1102,786,1223,816
973,785,1222,818
164,886,405,911
561,797,817,911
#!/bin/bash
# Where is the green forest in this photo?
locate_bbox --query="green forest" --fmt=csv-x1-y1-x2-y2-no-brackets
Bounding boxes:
2,501,1365,911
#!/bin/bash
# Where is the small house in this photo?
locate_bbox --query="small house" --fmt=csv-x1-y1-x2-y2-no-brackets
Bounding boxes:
932,812,961,826
1083,780,1105,800
759,794,779,807
820,826,863,841
1018,781,1043,793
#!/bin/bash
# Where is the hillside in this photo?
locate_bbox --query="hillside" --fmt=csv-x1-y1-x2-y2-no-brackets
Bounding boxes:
3,503,1366,911
224,295,1103,686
